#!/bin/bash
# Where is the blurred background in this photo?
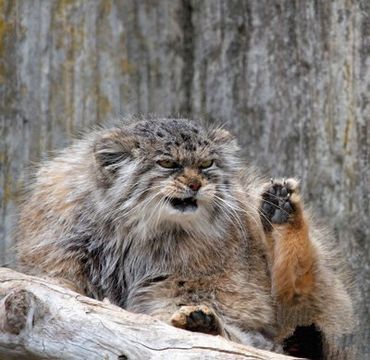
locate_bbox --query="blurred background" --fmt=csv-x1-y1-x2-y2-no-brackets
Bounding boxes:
0,0,369,357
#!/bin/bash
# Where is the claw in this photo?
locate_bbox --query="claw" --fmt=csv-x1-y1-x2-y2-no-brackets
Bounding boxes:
280,187,288,197
270,177,274,184
282,178,286,186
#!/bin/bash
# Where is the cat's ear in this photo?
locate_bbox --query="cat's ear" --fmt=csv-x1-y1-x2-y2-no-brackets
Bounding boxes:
210,128,234,144
94,129,138,181
209,128,238,146
209,127,239,155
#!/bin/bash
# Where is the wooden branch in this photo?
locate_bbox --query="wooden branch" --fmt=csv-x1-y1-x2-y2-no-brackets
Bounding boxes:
0,267,295,360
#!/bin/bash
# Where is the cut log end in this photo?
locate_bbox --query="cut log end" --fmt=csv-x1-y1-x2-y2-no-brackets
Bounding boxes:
0,289,44,335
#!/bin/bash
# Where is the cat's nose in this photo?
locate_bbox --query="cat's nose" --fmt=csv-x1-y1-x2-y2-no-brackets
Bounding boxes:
188,179,201,192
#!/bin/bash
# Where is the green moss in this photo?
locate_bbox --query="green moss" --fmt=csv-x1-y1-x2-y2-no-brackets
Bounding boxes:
0,62,5,84
98,95,112,119
343,61,355,152
343,117,353,151
99,0,112,17
56,0,76,15
0,0,11,57
121,59,136,75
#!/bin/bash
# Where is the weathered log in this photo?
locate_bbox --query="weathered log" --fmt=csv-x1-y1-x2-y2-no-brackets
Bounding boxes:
0,267,296,360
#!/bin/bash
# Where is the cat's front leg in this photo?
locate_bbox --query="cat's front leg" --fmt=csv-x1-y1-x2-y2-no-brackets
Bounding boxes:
170,305,280,352
171,304,225,336
260,178,316,304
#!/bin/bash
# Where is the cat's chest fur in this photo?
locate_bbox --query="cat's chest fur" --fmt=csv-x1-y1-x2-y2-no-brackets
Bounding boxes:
86,222,242,306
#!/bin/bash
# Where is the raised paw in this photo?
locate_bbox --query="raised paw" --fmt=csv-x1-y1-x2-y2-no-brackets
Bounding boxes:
170,305,223,336
260,178,300,230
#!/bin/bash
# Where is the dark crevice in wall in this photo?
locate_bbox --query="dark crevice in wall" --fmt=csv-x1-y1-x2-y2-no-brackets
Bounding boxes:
178,0,195,117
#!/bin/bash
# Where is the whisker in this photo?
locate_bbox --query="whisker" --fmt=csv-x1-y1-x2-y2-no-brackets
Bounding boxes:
216,187,281,234
212,195,248,240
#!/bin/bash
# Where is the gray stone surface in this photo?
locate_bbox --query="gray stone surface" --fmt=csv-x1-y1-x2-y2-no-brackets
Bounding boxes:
0,0,368,356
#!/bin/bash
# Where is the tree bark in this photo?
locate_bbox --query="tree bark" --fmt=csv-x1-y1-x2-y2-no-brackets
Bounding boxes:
0,267,296,360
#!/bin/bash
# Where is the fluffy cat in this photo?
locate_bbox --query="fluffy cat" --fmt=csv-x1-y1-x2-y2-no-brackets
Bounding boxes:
17,118,354,358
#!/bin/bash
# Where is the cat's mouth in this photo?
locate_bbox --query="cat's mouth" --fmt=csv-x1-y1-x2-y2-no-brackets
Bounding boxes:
168,196,198,212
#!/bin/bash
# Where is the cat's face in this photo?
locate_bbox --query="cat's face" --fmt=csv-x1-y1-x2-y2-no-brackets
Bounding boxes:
94,119,241,234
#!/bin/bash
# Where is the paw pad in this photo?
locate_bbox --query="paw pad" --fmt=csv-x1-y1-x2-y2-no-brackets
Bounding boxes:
261,178,299,230
171,305,222,335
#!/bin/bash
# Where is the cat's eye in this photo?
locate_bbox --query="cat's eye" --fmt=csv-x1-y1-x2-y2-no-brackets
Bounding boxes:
199,160,214,169
157,159,179,169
